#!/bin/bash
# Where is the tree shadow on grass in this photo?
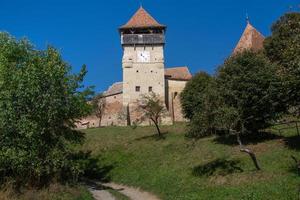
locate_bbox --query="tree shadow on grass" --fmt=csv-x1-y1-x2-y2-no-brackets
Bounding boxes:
192,158,243,177
67,151,114,183
213,132,281,146
288,165,300,176
283,136,300,151
133,131,169,141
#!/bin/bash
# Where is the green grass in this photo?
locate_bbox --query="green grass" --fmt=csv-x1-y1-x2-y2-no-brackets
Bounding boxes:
81,123,300,200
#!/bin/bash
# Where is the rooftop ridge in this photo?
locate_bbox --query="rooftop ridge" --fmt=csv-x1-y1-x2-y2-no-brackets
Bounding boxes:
120,7,165,29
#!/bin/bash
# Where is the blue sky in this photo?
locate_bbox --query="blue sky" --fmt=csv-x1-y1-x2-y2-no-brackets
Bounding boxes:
0,0,298,92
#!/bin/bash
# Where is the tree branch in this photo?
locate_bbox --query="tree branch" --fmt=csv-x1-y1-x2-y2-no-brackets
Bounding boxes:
237,131,261,170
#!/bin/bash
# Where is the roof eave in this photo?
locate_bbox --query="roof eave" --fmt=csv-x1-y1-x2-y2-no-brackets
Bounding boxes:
119,25,167,31
165,77,191,81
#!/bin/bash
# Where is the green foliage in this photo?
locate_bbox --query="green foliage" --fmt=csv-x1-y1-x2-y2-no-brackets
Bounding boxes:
185,51,285,137
264,12,300,70
217,51,284,132
187,80,224,137
0,32,93,187
264,12,300,109
180,72,212,120
138,93,167,136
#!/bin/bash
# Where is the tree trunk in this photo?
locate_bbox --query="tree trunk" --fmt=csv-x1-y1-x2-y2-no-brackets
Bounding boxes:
152,119,162,137
237,132,261,170
98,118,101,128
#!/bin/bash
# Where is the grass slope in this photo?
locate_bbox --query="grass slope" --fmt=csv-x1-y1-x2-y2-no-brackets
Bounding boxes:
82,123,300,200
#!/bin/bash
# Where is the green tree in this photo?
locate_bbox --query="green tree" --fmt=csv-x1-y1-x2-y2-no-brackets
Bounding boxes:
180,72,213,120
217,51,284,133
91,93,106,127
186,51,284,170
264,12,300,111
187,79,224,138
0,32,93,187
138,93,167,137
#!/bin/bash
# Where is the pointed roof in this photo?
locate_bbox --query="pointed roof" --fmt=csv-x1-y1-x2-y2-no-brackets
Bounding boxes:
120,7,165,29
233,22,265,54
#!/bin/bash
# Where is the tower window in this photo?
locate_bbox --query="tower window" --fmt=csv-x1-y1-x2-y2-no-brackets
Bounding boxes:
136,70,139,73
135,86,140,92
148,86,153,92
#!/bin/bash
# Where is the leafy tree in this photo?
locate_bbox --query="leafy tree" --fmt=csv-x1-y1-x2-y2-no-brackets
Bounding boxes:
264,12,300,111
214,51,288,170
180,72,213,120
187,51,283,170
217,51,284,133
138,93,167,137
91,93,106,127
0,32,93,187
187,79,224,138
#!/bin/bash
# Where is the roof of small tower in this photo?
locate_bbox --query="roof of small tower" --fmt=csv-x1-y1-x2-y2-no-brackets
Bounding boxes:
103,82,123,97
165,67,192,81
120,7,165,29
233,22,265,54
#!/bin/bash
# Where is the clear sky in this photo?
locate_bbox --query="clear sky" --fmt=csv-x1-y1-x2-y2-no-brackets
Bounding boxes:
0,0,298,92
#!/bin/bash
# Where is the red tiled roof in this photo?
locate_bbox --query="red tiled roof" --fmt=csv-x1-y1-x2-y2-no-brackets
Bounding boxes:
233,22,265,54
165,67,192,81
120,7,165,29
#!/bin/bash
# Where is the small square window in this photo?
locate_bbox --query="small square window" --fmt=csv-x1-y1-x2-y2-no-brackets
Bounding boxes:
136,86,140,92
148,86,153,92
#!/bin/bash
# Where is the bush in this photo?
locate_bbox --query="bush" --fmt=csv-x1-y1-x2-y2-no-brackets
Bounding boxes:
186,80,223,138
0,32,93,187
180,72,213,120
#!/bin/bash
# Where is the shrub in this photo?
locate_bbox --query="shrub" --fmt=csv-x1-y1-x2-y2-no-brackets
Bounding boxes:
180,72,213,120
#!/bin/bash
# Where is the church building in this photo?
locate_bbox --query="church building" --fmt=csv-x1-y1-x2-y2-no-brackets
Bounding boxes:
79,7,192,128
78,8,265,128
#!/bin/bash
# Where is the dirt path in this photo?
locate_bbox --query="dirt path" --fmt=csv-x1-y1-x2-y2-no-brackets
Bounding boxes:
103,182,161,200
89,187,116,200
87,181,161,200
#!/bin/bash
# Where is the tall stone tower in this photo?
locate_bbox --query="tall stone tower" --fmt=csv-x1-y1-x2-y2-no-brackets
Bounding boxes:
119,7,166,109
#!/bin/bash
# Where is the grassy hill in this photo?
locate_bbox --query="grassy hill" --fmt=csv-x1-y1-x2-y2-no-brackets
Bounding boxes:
81,123,300,200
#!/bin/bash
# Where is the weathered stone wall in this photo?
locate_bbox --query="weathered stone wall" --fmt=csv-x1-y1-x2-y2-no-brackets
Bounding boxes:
76,93,126,129
127,101,172,126
122,45,165,106
76,78,187,129
166,79,188,122
101,93,126,126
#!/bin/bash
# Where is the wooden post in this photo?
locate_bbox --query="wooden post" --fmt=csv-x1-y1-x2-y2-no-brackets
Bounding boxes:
171,93,175,124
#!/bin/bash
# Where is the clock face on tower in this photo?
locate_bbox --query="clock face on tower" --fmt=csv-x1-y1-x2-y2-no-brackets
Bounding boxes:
137,51,150,62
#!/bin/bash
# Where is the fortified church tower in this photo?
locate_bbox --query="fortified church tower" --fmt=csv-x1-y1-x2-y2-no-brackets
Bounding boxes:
119,7,166,110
